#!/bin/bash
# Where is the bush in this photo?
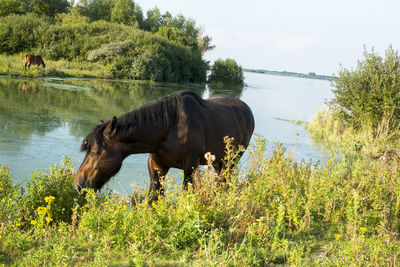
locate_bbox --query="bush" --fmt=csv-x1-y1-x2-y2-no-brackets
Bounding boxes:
0,13,48,54
21,157,85,224
208,58,244,86
329,46,400,131
87,40,135,62
130,50,162,81
0,165,22,227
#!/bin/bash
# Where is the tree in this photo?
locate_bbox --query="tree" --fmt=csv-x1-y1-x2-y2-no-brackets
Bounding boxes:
133,4,143,28
111,0,134,25
329,46,400,130
31,0,70,17
208,58,244,86
0,0,32,16
143,7,161,32
197,27,215,55
74,0,113,22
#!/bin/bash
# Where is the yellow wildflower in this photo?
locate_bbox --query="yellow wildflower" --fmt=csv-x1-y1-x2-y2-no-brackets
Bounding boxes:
46,217,53,223
31,220,37,225
360,227,367,232
36,206,47,215
334,234,341,239
44,196,55,203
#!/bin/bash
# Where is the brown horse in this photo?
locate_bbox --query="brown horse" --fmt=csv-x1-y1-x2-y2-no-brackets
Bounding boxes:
74,90,255,199
24,54,46,70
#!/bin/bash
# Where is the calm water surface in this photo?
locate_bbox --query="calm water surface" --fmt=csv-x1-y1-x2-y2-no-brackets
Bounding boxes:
0,72,332,193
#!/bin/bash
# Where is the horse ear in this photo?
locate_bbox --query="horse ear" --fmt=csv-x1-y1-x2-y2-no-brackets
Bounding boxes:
99,120,104,125
103,116,117,139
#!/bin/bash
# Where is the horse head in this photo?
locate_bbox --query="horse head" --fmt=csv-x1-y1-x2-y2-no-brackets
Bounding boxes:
74,116,124,192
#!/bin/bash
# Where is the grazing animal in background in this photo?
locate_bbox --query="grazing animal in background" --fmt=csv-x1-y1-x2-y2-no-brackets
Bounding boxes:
74,90,255,200
24,54,45,70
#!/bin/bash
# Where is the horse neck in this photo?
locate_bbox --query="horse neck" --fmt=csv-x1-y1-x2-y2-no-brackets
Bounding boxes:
117,123,169,156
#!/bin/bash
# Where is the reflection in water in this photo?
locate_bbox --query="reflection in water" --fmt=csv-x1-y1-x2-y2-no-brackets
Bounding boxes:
0,74,333,193
0,78,206,149
0,77,206,188
208,83,244,98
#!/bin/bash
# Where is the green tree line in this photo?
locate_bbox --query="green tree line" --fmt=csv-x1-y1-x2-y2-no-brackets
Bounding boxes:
0,0,216,82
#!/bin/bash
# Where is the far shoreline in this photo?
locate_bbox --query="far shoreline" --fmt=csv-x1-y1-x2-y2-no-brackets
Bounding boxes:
244,68,335,81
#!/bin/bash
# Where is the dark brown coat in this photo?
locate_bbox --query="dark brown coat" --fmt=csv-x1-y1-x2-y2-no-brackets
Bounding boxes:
24,54,46,70
74,91,255,200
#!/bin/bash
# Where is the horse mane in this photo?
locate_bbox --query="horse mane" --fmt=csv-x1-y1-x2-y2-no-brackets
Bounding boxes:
81,91,203,151
80,123,107,152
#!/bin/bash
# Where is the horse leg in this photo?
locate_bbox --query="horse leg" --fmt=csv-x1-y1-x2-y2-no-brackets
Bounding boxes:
183,156,200,189
148,154,169,202
24,62,27,70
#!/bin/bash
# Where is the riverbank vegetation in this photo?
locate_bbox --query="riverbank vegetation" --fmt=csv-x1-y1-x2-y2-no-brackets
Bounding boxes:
2,137,400,265
307,46,400,159
0,0,215,82
209,58,244,86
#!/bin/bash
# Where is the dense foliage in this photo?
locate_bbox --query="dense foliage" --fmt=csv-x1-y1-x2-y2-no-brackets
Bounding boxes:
0,0,213,82
1,138,400,265
329,46,400,131
208,58,244,86
0,0,69,17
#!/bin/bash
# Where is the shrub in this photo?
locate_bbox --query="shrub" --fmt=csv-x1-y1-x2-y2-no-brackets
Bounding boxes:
21,157,85,224
0,165,22,227
208,58,244,86
87,40,135,62
329,46,400,131
130,50,162,81
0,13,48,54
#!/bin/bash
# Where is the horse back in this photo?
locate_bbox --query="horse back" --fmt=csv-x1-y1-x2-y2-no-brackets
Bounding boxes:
25,54,45,66
178,93,254,156
206,94,254,146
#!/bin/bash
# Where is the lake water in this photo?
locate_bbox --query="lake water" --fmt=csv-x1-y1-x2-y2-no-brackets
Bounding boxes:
0,72,333,193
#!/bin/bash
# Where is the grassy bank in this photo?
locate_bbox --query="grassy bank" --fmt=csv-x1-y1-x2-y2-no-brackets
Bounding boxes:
1,137,400,265
0,54,113,79
306,107,400,161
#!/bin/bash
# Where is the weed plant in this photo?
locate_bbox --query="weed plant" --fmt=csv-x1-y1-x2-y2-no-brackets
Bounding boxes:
1,137,400,265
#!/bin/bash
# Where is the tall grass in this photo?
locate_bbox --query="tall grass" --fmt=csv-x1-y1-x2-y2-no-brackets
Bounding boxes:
306,107,400,159
1,137,400,265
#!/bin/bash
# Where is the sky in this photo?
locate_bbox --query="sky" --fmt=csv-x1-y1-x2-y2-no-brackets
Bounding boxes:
138,0,400,76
